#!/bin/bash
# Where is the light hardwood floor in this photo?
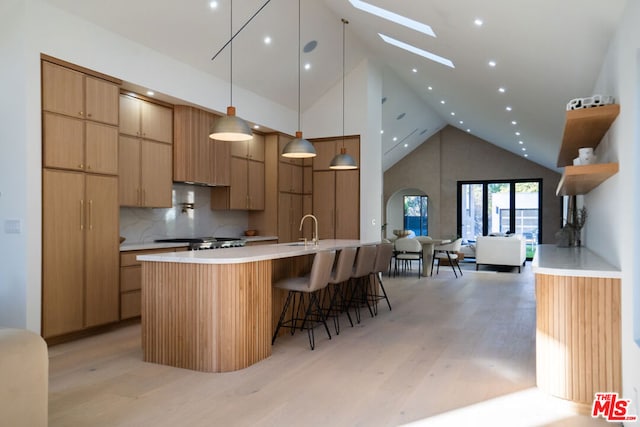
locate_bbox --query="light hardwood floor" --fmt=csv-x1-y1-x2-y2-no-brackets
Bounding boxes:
48,263,613,426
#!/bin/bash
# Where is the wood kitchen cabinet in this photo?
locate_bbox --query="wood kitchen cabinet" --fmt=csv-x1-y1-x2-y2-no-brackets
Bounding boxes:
119,94,173,143
119,135,173,208
42,60,119,126
211,134,265,211
42,60,119,174
311,137,360,240
43,112,118,174
42,169,119,338
173,105,230,186
118,94,173,208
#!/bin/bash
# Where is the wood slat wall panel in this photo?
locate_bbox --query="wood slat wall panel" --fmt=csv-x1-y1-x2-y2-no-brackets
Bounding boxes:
142,261,272,372
535,273,620,405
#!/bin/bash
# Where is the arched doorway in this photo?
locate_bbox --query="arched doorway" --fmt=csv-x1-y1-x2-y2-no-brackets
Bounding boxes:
385,188,428,239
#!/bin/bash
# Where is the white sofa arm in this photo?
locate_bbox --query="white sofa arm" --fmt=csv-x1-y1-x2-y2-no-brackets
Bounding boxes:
0,328,48,427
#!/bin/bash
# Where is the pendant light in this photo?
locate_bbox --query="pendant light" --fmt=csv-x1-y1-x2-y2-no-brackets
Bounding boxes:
209,0,253,142
330,18,358,170
281,0,316,158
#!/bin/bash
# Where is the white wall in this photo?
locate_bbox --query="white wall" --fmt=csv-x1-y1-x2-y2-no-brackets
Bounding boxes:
590,0,640,416
0,0,384,331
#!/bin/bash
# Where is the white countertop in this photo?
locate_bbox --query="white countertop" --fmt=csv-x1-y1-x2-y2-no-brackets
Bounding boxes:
137,239,376,264
244,236,278,242
532,244,621,278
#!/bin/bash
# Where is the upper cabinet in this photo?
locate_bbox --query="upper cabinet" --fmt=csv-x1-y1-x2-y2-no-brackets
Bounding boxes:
211,133,265,210
556,104,620,196
173,105,230,186
42,61,119,174
119,94,173,143
42,61,119,126
118,94,173,208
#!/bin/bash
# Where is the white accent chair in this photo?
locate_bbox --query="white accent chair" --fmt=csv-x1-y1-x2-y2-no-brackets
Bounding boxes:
475,235,527,272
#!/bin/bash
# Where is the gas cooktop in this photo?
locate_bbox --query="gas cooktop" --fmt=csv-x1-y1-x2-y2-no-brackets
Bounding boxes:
155,237,245,250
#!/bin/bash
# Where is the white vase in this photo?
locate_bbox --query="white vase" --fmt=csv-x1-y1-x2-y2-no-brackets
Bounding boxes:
578,147,596,164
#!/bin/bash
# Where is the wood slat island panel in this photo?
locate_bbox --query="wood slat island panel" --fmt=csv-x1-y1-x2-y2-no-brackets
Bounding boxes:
142,260,272,372
535,273,621,406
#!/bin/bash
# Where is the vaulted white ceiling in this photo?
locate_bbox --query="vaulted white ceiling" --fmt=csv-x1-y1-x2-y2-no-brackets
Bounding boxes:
42,0,626,171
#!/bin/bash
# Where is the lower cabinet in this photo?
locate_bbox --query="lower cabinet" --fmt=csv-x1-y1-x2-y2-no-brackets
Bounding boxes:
42,169,119,338
119,247,187,319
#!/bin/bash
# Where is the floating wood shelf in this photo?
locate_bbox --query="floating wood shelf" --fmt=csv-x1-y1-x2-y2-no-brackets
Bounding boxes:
556,162,619,196
557,104,620,167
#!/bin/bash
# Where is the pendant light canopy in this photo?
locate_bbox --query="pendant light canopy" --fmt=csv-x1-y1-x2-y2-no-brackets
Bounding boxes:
281,0,316,158
210,0,253,142
330,18,357,170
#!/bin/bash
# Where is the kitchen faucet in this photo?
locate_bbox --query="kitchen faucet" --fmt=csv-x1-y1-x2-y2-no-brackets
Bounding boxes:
299,214,319,246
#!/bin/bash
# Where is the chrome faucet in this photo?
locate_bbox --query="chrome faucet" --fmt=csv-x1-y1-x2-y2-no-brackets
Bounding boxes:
299,214,319,246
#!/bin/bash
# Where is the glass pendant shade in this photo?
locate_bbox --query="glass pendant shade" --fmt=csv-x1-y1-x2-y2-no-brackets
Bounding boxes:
330,146,357,169
209,106,253,141
281,131,317,158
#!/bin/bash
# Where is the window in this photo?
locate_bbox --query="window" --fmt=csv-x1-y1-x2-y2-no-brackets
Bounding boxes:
403,195,428,236
457,179,542,259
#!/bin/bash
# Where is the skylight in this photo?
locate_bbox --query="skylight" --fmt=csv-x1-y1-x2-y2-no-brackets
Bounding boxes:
349,0,436,37
379,33,455,68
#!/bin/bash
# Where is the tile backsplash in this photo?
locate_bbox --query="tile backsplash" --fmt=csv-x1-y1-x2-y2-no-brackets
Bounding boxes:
120,183,248,244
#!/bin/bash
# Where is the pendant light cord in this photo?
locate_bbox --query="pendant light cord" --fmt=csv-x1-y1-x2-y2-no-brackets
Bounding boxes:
230,0,233,106
297,0,302,132
342,18,347,149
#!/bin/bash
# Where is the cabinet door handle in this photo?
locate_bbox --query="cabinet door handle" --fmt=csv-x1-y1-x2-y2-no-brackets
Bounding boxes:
87,112,92,118
142,189,146,206
88,200,93,230
78,111,83,116
78,164,84,170
80,200,84,230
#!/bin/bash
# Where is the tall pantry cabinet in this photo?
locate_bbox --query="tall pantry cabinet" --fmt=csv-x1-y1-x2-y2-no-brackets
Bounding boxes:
41,57,121,338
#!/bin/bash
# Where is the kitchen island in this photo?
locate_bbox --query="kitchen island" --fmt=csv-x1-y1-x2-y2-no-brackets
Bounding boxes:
532,244,621,408
138,239,373,372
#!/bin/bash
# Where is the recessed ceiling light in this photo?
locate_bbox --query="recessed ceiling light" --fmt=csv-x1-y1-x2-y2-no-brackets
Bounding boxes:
146,91,154,96
515,131,521,136
498,87,506,93
404,143,409,148
466,129,471,133
379,33,455,68
450,112,455,116
380,130,384,134
427,86,433,91
264,36,272,45
393,137,398,141
412,68,417,73
440,100,446,104
518,140,524,145
511,120,517,125
524,154,529,157
349,0,436,37
253,125,260,129
522,147,526,151
488,60,496,67
209,1,218,9
506,106,513,111
474,18,483,27
459,120,464,124
304,63,311,70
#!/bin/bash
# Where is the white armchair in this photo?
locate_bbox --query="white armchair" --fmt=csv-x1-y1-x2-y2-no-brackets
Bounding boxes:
475,235,527,272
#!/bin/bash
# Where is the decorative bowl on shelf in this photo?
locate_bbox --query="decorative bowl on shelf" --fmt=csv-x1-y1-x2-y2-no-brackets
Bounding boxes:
393,229,410,238
244,229,257,237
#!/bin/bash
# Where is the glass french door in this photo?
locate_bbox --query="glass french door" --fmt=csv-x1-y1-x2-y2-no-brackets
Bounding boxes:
458,180,541,258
